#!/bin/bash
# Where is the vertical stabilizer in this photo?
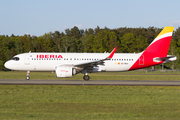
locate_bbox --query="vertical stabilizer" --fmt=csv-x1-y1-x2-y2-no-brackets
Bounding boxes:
129,26,174,70
144,26,174,57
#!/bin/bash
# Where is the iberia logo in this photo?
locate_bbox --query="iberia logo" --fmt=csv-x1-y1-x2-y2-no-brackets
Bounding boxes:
37,55,63,58
60,70,68,72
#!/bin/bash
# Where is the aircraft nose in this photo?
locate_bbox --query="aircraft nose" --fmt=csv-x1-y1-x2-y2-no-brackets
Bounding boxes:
4,61,11,69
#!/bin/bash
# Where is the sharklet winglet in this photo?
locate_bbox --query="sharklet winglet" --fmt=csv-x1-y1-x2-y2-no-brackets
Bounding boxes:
108,47,117,58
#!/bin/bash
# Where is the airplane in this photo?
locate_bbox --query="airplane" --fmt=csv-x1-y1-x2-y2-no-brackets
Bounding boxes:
4,26,177,81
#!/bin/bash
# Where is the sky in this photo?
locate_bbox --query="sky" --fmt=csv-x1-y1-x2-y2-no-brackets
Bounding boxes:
1,0,180,36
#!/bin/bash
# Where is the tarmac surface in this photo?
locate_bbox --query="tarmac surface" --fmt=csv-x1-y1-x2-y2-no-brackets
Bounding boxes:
0,79,180,86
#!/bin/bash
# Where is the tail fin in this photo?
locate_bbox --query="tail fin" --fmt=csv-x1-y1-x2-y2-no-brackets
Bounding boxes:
144,26,174,57
129,26,174,71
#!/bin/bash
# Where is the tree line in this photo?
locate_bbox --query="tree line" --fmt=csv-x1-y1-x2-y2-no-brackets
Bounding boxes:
1,26,180,70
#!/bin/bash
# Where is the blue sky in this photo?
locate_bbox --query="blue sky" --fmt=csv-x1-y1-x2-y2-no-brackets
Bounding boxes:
1,0,180,36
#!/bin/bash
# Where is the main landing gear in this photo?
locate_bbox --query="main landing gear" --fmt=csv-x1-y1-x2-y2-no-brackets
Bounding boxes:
82,69,90,81
26,71,30,80
83,75,90,81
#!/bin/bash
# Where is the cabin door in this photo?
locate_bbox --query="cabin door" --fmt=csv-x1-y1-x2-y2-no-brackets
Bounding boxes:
25,54,30,65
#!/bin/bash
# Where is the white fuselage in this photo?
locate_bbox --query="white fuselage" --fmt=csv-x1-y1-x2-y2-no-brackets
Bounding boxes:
5,52,141,72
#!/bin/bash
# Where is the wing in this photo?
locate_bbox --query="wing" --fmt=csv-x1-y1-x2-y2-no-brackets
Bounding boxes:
74,47,117,69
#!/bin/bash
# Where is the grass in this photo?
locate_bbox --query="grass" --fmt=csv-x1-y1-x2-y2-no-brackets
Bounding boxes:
0,70,180,119
0,85,180,119
0,70,180,80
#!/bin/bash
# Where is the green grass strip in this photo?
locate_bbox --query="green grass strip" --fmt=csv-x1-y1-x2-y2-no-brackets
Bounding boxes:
1,71,180,80
0,85,180,119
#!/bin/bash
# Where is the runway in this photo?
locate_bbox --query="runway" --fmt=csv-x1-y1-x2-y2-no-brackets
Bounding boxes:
0,79,180,86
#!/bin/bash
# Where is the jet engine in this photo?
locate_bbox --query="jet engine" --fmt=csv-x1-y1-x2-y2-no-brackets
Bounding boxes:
55,66,76,77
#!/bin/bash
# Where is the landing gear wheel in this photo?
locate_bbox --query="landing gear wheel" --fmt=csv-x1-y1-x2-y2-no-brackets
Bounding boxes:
26,71,30,80
26,76,30,80
83,75,90,81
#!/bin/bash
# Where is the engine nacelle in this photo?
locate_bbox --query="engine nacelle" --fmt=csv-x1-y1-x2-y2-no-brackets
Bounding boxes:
55,66,76,78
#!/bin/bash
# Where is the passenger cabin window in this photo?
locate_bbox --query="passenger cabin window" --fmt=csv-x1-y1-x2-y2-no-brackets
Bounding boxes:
12,57,20,61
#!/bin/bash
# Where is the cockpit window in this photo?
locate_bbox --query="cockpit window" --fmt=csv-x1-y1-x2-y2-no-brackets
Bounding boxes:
11,57,20,61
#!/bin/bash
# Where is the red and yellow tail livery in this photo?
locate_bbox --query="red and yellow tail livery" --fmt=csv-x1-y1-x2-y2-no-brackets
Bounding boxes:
129,26,175,70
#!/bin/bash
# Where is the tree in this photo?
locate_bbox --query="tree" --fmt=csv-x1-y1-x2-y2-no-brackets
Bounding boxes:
33,36,43,52
1,37,16,60
85,28,94,35
93,30,109,53
173,27,180,42
95,26,101,35
62,35,71,52
25,34,34,52
70,26,82,39
15,37,23,54
120,33,135,53
83,28,95,52
52,31,64,52
168,39,179,69
41,32,55,52
108,31,121,52
134,35,148,52
85,34,94,52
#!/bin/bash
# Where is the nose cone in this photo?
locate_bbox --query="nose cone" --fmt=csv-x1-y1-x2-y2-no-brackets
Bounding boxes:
4,61,11,69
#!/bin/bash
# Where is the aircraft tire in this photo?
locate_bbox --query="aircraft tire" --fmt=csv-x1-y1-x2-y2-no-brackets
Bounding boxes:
26,76,30,80
83,75,90,81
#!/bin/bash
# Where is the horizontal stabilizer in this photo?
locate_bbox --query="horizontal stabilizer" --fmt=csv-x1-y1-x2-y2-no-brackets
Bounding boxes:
153,55,177,63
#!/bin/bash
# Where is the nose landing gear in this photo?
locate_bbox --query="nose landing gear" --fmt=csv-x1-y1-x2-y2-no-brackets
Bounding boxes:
26,71,30,80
